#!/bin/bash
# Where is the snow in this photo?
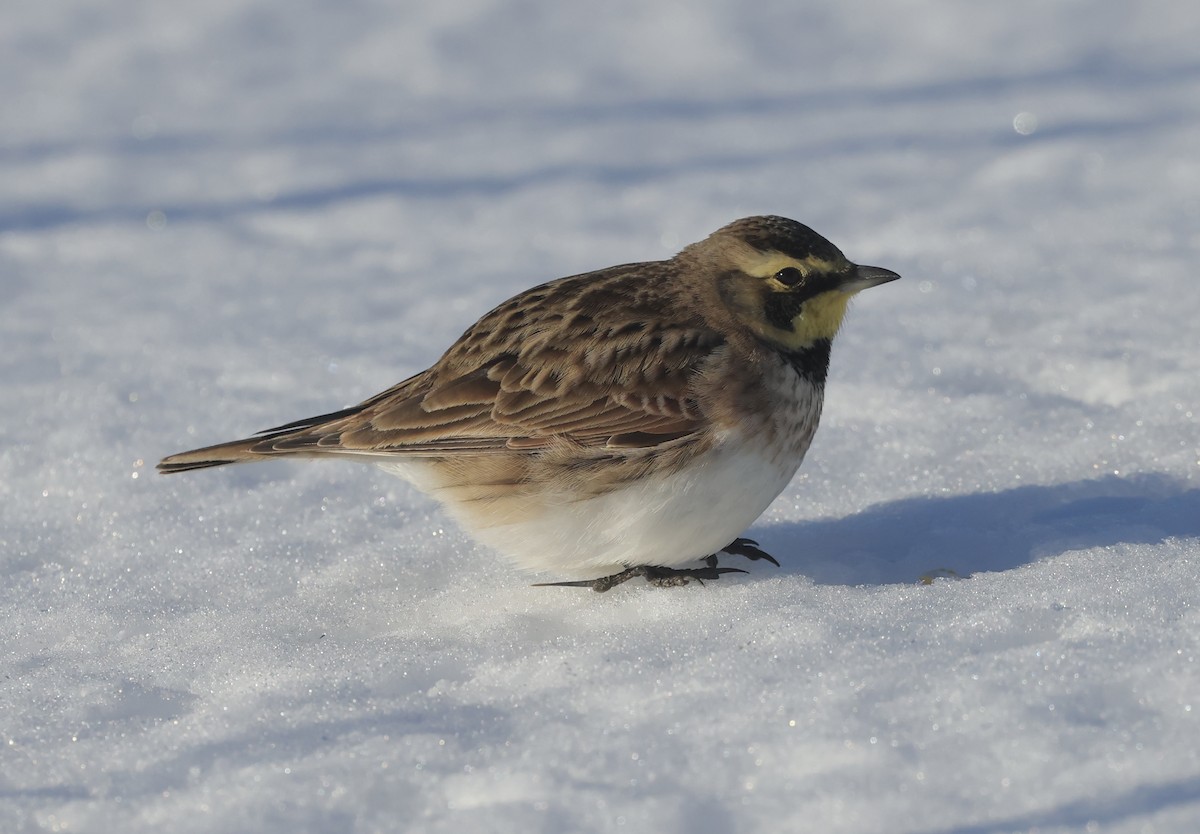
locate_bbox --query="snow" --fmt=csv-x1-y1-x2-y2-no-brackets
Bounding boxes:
3,0,1200,831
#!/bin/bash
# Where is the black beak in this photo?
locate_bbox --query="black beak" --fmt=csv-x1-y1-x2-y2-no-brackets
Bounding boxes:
839,265,900,293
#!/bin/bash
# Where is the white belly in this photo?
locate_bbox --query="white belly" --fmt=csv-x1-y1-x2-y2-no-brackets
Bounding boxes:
374,424,807,577
481,437,803,575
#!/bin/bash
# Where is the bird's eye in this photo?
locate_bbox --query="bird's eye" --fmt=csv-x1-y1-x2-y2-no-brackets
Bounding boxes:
774,267,805,287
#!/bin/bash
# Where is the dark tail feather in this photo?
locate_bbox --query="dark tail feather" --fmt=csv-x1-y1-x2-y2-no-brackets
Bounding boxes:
158,402,375,474
157,437,270,473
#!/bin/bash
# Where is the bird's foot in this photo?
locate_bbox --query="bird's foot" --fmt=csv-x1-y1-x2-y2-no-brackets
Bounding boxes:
534,565,747,593
704,536,781,569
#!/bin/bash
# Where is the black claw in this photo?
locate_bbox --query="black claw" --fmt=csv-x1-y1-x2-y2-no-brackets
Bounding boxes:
720,535,777,568
531,578,605,588
720,536,780,567
534,565,747,593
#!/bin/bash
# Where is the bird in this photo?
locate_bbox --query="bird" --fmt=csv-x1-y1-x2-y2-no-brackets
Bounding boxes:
159,216,899,591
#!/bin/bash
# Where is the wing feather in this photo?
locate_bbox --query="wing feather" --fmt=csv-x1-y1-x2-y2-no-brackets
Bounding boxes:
254,262,726,457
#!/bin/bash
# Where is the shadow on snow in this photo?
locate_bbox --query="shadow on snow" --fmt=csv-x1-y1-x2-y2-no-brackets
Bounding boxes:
751,473,1200,586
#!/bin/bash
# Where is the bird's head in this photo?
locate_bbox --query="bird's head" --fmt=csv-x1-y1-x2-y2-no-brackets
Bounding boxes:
687,215,899,351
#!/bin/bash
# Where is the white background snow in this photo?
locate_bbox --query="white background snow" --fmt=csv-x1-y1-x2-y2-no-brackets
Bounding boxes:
3,0,1199,831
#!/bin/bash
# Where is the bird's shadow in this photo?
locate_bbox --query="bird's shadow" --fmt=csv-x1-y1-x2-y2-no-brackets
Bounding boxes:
751,473,1200,585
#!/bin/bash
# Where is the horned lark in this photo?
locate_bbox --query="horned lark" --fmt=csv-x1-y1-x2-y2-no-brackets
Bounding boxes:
159,216,899,591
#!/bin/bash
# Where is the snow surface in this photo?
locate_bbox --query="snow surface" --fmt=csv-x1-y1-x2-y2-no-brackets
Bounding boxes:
4,1,1200,832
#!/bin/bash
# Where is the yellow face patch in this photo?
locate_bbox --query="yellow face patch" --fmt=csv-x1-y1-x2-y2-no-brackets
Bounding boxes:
788,290,852,343
720,247,858,350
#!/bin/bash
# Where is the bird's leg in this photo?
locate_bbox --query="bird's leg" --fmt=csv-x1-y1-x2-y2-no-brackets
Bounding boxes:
533,565,747,593
536,537,776,591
